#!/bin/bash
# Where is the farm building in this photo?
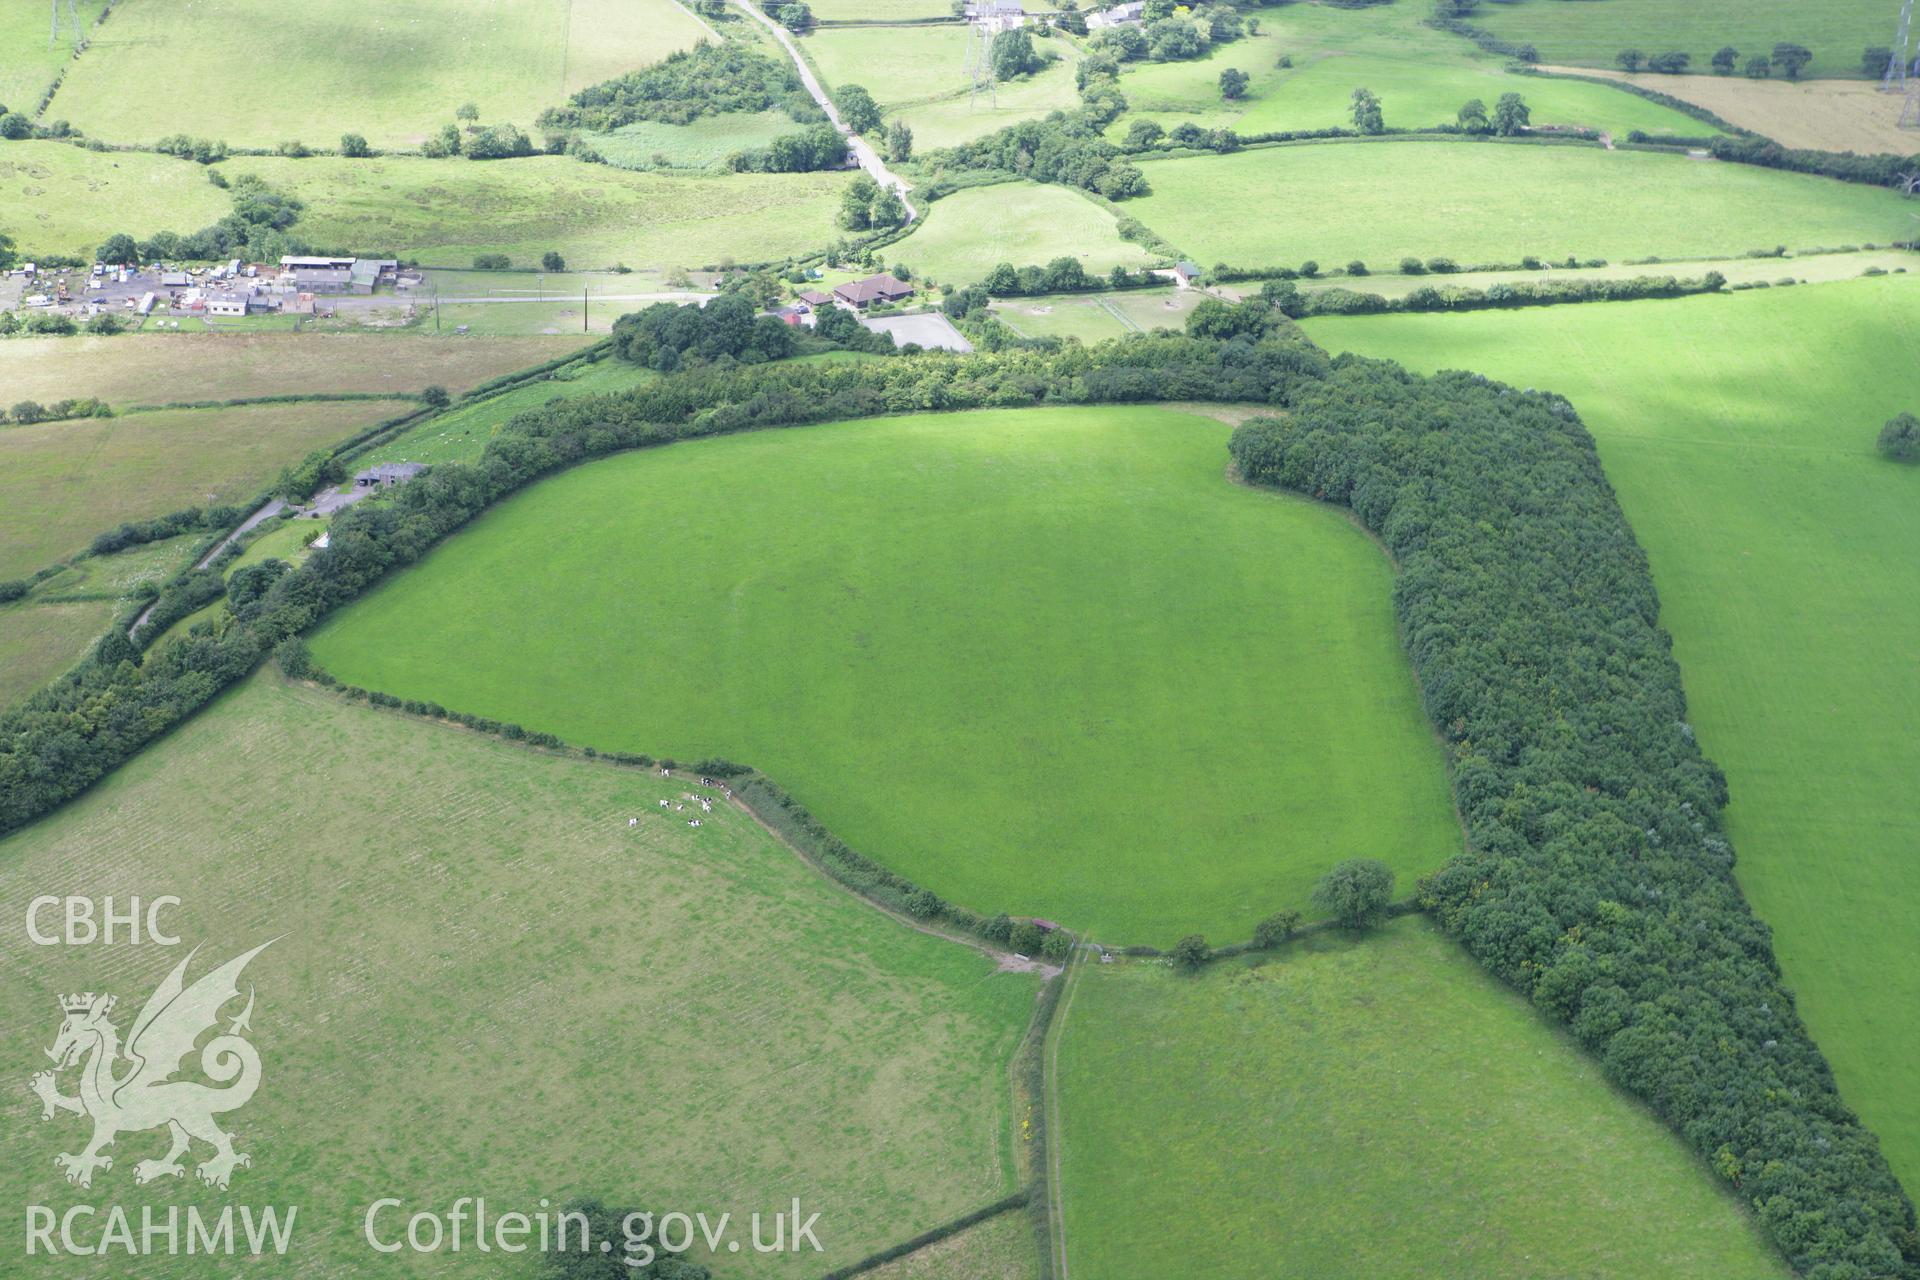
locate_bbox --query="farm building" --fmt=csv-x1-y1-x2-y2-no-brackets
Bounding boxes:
206,294,250,317
357,466,428,491
833,274,914,309
1172,261,1201,287
1087,1,1143,27
966,0,1027,32
354,462,426,489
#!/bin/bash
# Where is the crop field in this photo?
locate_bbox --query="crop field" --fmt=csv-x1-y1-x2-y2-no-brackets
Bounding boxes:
1054,919,1790,1279
1459,0,1892,82
591,109,802,170
1130,140,1915,271
225,154,854,273
0,399,411,579
1306,275,1920,1189
1543,68,1919,155
896,183,1160,286
358,357,656,467
1114,2,1713,139
0,536,197,707
803,23,1081,148
0,672,1040,1277
310,405,1461,944
42,0,707,149
0,141,229,259
0,333,587,408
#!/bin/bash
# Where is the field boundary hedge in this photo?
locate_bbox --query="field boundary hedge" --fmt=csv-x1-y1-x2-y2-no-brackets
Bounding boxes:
813,1190,1033,1279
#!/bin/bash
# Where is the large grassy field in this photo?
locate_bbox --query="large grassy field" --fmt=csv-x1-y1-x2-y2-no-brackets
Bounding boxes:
803,23,1081,148
0,398,411,578
310,405,1461,945
1113,1,1714,140
43,0,707,148
0,333,587,408
895,183,1160,286
1461,0,1893,82
1306,275,1920,1191
0,141,230,258
0,672,1039,1277
225,154,854,272
991,285,1201,342
1054,918,1790,1278
1130,140,1915,270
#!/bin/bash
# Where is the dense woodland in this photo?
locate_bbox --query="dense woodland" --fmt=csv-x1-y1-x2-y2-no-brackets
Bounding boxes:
1232,361,1918,1280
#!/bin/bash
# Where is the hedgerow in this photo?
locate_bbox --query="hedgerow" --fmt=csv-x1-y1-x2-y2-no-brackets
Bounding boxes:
1230,360,1918,1280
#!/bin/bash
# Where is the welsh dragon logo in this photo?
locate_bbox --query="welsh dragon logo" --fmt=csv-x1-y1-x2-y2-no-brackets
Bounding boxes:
30,941,274,1191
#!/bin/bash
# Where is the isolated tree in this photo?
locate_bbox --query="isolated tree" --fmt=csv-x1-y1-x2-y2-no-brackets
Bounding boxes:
84,312,123,335
421,385,450,408
276,138,310,158
1252,910,1301,949
1456,97,1490,133
1219,67,1249,100
1169,934,1210,970
1744,54,1772,78
422,122,463,157
1712,46,1739,75
1647,51,1691,74
1879,412,1920,462
991,28,1040,81
775,2,811,30
1772,42,1813,80
1009,921,1044,954
473,253,510,269
340,132,371,157
1491,91,1531,136
832,83,882,134
1345,260,1367,275
1615,48,1645,73
1865,46,1895,78
0,112,34,139
455,102,479,123
466,123,533,159
97,233,138,265
1312,859,1395,931
1349,87,1384,134
1146,17,1203,60
1040,929,1073,961
884,120,912,162
542,250,566,272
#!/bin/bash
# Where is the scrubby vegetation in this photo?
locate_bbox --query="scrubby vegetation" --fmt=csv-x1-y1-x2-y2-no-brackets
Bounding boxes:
539,44,806,133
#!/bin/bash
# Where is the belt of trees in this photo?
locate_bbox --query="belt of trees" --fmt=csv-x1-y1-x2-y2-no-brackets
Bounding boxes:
0,332,1327,840
1250,271,1729,319
536,44,806,133
1229,363,1917,1280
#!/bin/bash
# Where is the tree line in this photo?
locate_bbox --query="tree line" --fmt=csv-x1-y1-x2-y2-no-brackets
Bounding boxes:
1230,360,1918,1280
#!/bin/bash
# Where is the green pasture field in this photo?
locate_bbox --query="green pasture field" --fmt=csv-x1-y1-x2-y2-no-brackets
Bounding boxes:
1129,140,1915,271
310,405,1461,945
42,0,707,149
0,398,411,579
0,535,196,707
0,141,229,258
359,358,656,468
0,333,588,408
991,286,1199,342
1112,1,1713,139
808,0,955,20
0,0,107,111
591,110,802,171
225,154,855,273
0,672,1039,1277
1458,0,1893,82
1260,247,1917,301
1306,275,1920,1190
896,183,1160,286
1054,918,1790,1279
803,23,1081,148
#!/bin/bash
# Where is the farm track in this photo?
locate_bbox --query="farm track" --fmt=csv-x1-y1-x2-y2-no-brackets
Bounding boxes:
732,0,918,221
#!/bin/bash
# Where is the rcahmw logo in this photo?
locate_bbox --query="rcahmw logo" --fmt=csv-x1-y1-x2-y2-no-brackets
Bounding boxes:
23,940,299,1259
